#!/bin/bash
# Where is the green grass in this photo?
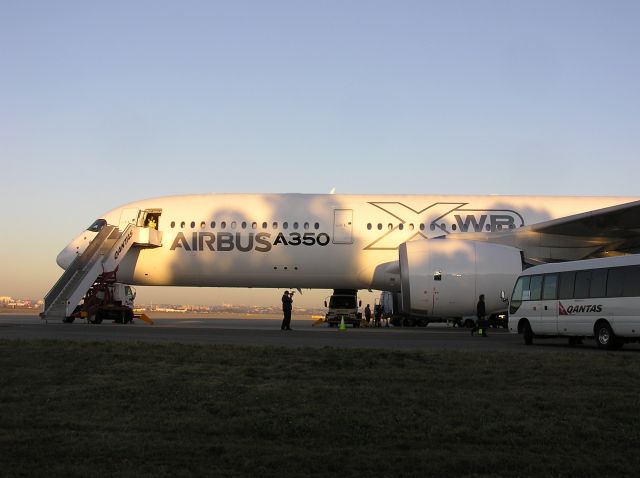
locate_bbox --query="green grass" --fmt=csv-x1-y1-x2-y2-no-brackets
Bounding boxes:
1,340,639,477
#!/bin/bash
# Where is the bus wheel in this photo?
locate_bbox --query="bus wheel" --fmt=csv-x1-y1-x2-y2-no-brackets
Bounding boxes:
521,321,533,345
595,321,616,350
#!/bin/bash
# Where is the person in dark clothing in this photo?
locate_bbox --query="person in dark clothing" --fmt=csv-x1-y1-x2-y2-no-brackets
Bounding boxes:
471,294,487,337
374,304,382,328
281,290,294,330
364,304,372,324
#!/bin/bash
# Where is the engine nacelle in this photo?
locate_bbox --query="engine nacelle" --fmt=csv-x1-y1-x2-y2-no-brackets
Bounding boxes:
399,240,522,318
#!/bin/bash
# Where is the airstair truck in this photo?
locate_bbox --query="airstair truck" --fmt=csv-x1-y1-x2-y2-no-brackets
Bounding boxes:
64,270,137,324
324,289,362,327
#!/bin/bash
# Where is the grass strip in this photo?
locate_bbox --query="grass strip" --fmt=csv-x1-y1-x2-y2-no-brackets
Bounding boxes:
1,340,639,477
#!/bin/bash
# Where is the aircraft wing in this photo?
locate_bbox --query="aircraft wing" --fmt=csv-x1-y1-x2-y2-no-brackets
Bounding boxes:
526,199,640,239
457,199,640,261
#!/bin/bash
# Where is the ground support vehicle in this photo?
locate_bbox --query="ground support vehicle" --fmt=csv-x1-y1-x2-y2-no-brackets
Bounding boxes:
325,289,362,327
508,254,640,349
62,271,148,324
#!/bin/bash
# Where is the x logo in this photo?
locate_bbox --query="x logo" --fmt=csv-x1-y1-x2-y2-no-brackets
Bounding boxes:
364,202,467,250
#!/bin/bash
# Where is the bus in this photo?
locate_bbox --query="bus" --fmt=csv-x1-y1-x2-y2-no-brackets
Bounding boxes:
508,254,640,349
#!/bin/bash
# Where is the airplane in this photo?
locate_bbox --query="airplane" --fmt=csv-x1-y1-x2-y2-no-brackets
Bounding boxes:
48,193,640,321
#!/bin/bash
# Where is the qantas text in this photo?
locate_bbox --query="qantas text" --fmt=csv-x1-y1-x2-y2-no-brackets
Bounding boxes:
169,232,331,252
560,303,603,315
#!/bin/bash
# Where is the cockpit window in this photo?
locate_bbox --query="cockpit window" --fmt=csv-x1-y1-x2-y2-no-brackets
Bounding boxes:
87,219,107,232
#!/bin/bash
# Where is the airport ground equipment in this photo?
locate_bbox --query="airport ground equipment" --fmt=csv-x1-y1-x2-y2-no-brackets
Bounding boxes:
63,271,136,324
324,289,362,327
40,212,162,323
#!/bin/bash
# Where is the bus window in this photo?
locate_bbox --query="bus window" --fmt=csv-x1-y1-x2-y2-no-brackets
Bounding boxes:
574,270,592,299
623,266,640,297
529,275,543,301
510,276,530,315
590,269,608,298
606,268,624,297
558,271,575,299
542,274,558,300
511,276,530,302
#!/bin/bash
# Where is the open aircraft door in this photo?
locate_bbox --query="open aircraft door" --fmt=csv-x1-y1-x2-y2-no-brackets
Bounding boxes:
333,209,353,244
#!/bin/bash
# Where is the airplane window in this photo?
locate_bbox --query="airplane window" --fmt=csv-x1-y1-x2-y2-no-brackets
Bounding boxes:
262,222,268,229
440,223,446,230
398,224,404,230
388,223,393,230
430,224,435,231
293,222,299,229
304,222,310,230
409,224,414,231
242,222,247,229
314,222,319,230
367,223,372,230
452,224,457,231
189,221,195,228
170,221,175,228
252,222,257,229
200,221,206,229
273,222,278,229
231,221,237,229
211,221,216,228
420,224,425,231
87,219,107,232
283,222,289,230
485,224,491,231
377,223,382,230
221,221,227,229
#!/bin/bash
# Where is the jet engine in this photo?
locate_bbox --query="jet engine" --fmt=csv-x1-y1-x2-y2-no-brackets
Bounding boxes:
399,240,522,318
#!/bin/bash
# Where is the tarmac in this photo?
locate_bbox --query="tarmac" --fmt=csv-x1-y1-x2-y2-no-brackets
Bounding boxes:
2,314,639,352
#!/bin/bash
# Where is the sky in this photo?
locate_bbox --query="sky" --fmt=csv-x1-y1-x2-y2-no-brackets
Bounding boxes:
1,0,639,308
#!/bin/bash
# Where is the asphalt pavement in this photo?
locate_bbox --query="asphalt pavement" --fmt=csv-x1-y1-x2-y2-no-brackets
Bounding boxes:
2,314,638,352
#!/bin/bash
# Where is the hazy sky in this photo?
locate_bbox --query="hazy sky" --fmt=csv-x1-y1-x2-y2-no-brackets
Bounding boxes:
1,0,639,308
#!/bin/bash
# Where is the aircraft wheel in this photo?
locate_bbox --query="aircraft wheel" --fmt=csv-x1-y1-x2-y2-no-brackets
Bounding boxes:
402,317,415,327
88,313,103,325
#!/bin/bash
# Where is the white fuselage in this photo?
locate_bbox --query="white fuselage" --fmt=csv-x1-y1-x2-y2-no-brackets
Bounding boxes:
57,193,639,291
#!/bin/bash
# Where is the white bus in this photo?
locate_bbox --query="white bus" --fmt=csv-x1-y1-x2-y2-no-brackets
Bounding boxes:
508,255,640,349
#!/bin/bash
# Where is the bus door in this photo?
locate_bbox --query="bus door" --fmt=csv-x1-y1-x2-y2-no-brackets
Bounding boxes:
523,275,544,333
539,273,559,334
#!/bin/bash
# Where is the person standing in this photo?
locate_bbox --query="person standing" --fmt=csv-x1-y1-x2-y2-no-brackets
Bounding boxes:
374,304,382,328
364,304,372,325
472,294,487,337
281,290,294,331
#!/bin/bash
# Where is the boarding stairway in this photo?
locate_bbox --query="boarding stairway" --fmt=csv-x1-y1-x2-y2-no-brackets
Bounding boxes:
41,223,162,322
